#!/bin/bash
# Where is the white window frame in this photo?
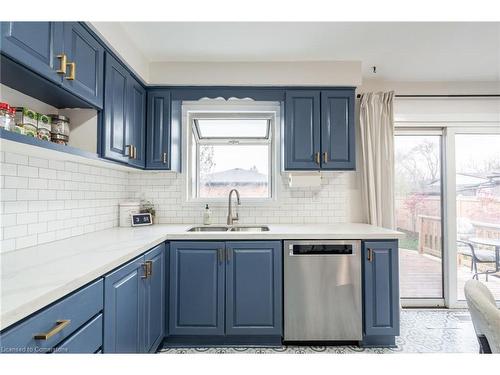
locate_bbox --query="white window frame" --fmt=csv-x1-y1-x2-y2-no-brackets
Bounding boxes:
182,100,281,205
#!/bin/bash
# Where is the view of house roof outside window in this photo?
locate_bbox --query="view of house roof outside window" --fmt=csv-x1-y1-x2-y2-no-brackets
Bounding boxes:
198,144,270,198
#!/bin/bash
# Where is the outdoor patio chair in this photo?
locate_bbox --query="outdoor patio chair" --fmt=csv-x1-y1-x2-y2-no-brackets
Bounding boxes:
464,279,500,353
457,240,499,281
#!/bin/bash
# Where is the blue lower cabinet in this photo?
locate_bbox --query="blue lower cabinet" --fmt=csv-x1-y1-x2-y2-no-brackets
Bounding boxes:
143,244,166,352
167,241,283,344
55,314,103,354
103,243,166,353
103,256,145,353
225,241,282,336
0,279,103,354
362,240,400,345
169,242,225,336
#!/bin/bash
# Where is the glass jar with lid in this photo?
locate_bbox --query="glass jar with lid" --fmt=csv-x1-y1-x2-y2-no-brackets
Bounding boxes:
49,114,70,145
0,102,12,131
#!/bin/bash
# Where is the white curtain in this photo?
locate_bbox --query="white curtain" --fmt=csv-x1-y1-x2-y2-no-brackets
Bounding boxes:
359,92,395,229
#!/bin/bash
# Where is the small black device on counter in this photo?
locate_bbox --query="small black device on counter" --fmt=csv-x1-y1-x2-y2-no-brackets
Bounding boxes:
131,213,153,227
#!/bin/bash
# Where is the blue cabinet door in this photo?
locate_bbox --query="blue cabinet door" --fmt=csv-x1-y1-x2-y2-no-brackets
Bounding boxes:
104,256,146,353
61,22,104,108
169,241,225,336
284,90,321,170
127,77,146,168
146,90,171,169
320,89,355,170
102,53,131,164
363,240,400,337
225,241,282,336
0,22,63,85
143,244,165,352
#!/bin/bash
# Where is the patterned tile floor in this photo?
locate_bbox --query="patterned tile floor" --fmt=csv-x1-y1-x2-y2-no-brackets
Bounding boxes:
160,309,479,354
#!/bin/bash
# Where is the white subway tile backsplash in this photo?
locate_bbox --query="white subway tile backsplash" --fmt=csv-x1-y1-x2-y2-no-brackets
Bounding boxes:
18,165,39,178
0,151,132,252
5,153,28,165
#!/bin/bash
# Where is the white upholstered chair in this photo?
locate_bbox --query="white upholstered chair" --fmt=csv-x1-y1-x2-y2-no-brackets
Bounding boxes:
464,279,500,353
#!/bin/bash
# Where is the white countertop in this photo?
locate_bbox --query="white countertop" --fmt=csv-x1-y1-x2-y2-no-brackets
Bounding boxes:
0,223,402,331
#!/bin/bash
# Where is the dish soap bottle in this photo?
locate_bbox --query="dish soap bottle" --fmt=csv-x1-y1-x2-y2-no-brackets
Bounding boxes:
203,204,211,225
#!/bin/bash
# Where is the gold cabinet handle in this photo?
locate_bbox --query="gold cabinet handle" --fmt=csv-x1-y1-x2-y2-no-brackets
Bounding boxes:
323,151,328,164
226,248,232,263
56,54,67,75
125,144,132,158
145,260,153,277
218,248,224,264
34,319,71,340
65,62,76,80
134,146,138,160
314,152,320,165
162,152,167,164
141,263,148,279
367,248,373,262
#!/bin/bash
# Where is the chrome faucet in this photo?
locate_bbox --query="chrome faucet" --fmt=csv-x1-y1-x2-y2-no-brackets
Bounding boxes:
227,189,241,226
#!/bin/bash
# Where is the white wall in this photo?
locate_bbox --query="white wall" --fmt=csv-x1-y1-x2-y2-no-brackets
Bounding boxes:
149,61,362,86
89,22,150,83
359,79,500,95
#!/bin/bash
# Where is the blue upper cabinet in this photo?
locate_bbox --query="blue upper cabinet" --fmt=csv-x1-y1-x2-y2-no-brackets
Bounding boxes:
127,77,146,168
169,241,225,336
1,22,104,109
320,89,355,170
284,88,356,171
225,241,282,336
103,53,130,163
61,23,104,108
146,90,172,170
363,240,400,338
1,22,63,85
284,90,321,170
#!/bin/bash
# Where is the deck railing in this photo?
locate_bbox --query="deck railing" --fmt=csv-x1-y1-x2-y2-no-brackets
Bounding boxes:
417,215,500,258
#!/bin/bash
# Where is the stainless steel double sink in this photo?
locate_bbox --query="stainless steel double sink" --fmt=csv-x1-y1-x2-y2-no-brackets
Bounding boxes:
187,225,270,232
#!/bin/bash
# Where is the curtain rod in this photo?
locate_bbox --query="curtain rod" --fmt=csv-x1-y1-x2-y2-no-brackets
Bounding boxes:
356,94,500,98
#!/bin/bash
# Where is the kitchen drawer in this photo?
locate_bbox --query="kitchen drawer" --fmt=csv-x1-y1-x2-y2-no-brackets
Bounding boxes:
0,279,103,353
55,314,102,353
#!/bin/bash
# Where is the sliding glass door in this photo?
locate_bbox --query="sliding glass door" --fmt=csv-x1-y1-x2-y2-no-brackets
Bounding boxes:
396,126,500,307
454,133,500,302
395,131,444,304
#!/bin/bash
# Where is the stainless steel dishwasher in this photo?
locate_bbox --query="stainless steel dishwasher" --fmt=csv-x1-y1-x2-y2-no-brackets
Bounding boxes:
284,240,362,342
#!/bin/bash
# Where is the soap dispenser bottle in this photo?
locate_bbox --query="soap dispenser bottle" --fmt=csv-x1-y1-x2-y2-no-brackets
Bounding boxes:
203,204,211,225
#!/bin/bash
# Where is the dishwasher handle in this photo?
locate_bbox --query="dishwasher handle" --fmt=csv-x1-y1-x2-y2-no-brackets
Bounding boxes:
287,241,358,256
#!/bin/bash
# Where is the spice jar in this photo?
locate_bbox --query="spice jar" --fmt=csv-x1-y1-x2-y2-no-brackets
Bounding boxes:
0,102,12,131
49,114,70,145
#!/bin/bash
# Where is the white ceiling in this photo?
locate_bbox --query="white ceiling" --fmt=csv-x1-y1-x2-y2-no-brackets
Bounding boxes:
117,22,500,82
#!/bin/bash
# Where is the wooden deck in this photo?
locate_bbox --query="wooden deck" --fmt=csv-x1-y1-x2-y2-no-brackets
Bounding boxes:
400,248,500,300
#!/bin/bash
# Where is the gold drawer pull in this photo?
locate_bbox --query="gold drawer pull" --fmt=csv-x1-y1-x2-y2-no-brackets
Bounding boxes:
56,54,67,75
367,248,373,262
141,262,148,279
34,319,71,340
323,151,328,164
315,152,320,165
146,260,153,277
66,62,76,80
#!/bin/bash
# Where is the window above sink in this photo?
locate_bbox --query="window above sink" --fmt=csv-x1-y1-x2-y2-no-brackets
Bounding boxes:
183,100,281,204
